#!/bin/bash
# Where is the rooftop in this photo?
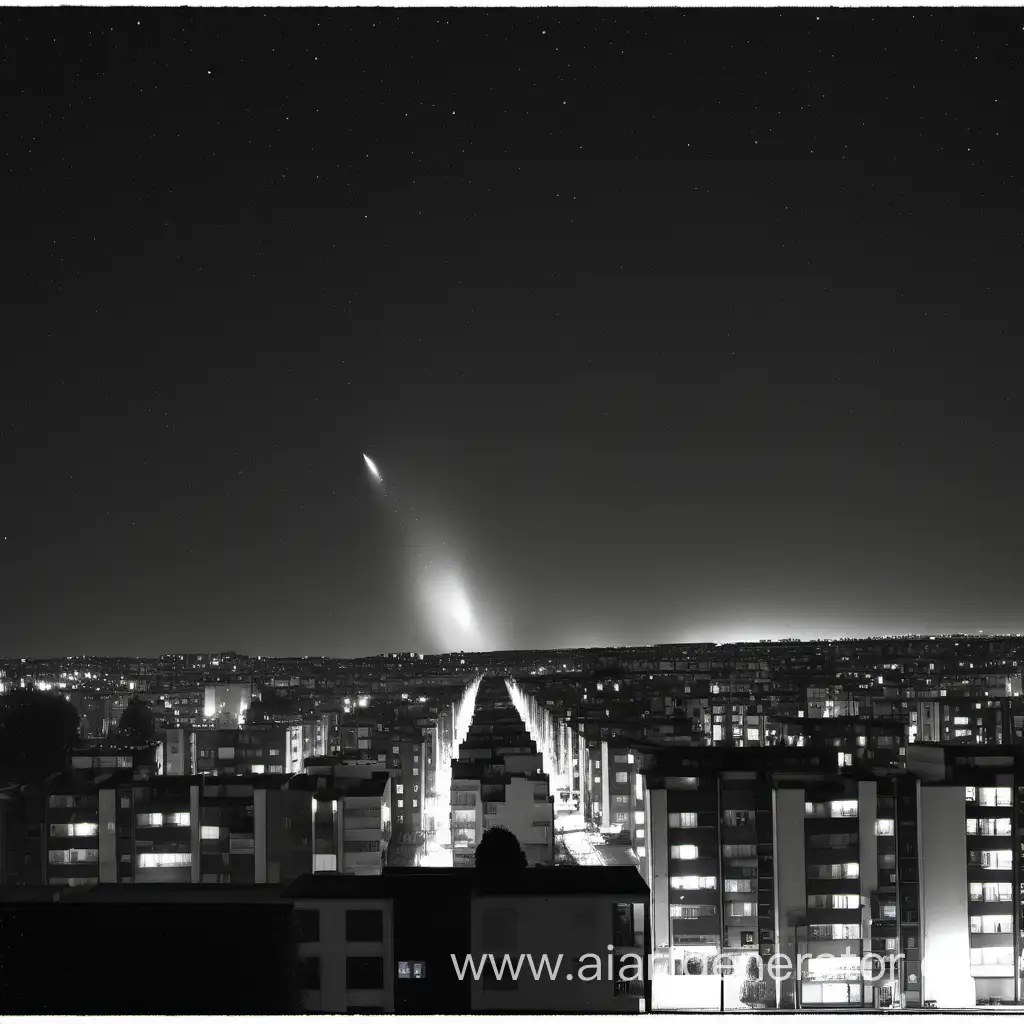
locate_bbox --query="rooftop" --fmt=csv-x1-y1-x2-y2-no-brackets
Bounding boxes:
285,866,649,899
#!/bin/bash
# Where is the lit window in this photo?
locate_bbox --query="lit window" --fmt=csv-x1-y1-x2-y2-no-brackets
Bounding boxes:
809,923,860,940
724,878,752,893
970,818,1012,836
668,812,698,828
49,822,98,838
671,844,699,860
726,901,755,917
830,800,858,818
978,787,1011,808
201,826,220,839
48,848,98,864
875,818,895,837
976,849,1013,870
396,784,404,795
970,915,1013,934
969,881,1013,902
137,852,191,868
670,875,716,890
412,768,419,777
615,772,628,784
635,828,645,840
634,811,645,825
723,844,756,858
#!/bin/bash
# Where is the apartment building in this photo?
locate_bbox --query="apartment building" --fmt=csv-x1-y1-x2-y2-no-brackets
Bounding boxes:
387,732,427,833
286,770,393,876
451,762,553,867
906,744,1024,1007
36,769,393,887
286,865,650,1013
191,725,290,776
202,681,253,726
641,748,911,1011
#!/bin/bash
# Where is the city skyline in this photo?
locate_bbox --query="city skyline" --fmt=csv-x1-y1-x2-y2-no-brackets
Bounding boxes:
4,8,1022,657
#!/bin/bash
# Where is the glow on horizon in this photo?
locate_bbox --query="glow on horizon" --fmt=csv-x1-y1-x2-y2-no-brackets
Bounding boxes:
415,557,487,654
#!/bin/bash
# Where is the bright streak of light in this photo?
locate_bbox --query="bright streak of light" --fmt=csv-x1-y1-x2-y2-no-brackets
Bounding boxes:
363,453,383,483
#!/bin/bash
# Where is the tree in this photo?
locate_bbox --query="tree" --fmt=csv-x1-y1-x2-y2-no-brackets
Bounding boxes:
741,953,769,1008
117,699,155,745
475,826,528,870
0,690,79,784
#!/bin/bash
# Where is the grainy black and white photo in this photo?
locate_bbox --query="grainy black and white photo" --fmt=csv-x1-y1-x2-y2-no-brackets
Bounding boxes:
1,0,1023,1015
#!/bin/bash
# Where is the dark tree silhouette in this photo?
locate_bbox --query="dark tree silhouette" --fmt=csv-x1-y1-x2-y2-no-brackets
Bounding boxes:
475,826,528,870
117,699,155,745
250,688,290,723
0,691,79,784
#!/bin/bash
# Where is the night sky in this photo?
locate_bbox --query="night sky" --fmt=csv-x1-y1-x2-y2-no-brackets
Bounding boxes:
3,8,1023,657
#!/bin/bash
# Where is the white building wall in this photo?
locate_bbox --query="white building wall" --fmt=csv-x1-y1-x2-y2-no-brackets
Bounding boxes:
919,786,974,1008
489,775,553,865
189,784,201,882
858,778,878,968
295,898,394,1012
471,893,645,1012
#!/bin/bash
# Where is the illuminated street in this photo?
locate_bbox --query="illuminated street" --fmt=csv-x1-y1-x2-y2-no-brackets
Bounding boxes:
556,810,640,869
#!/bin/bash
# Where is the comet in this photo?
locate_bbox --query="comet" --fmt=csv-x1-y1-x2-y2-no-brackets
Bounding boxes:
363,453,383,484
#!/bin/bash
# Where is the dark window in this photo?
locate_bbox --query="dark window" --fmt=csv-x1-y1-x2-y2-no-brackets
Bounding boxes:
347,957,385,990
298,957,321,990
347,909,384,942
295,908,320,943
612,903,634,946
